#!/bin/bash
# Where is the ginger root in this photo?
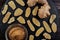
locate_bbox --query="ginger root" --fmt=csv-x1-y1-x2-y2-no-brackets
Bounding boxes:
38,4,50,18
27,0,38,7
27,0,51,18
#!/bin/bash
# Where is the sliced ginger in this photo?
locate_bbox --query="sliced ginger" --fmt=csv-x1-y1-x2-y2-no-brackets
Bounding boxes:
35,27,44,37
25,7,31,18
8,17,15,24
29,35,34,40
43,21,52,33
51,22,57,33
43,33,51,39
2,12,11,23
14,8,23,16
27,20,35,31
32,17,40,27
8,1,16,10
32,6,38,16
49,14,56,24
16,0,25,6
17,16,25,24
2,5,8,15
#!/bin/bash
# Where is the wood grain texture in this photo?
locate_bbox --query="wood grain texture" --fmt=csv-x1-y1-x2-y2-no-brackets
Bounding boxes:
52,0,60,10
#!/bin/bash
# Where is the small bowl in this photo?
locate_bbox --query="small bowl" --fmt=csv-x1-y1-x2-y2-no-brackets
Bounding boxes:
5,24,28,40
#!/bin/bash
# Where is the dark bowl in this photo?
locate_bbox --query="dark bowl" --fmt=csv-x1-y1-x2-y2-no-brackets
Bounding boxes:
5,24,28,40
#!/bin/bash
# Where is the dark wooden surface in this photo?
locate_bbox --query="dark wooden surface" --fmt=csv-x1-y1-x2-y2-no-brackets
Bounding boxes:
53,0,60,9
53,0,60,16
53,0,60,27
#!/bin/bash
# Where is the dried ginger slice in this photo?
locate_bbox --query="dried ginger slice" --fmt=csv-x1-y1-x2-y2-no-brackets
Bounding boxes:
29,35,34,40
14,8,23,16
8,1,16,10
49,14,56,24
2,5,8,15
8,17,15,24
35,27,44,37
25,7,31,18
32,17,40,27
27,20,35,31
43,21,52,33
43,33,51,39
32,6,38,16
17,16,25,24
16,0,25,6
2,12,11,23
51,22,57,33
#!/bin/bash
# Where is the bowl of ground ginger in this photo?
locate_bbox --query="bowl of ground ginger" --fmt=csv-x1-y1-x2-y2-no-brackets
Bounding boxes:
5,24,28,40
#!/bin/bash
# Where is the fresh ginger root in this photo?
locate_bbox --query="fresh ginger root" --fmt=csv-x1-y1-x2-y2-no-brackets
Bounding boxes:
38,0,51,18
27,0,47,7
27,0,51,18
38,5,50,18
27,0,38,7
38,0,48,4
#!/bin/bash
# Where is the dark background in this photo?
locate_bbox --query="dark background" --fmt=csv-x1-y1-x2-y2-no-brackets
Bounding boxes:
52,0,60,39
0,0,60,40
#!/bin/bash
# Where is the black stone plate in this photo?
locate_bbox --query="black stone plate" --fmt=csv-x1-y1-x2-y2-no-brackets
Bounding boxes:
0,0,59,40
